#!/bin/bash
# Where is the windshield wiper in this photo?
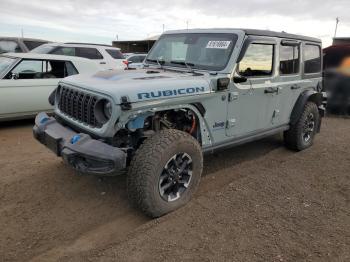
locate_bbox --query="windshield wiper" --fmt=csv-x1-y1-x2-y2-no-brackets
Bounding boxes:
170,60,195,67
170,60,200,74
146,58,165,68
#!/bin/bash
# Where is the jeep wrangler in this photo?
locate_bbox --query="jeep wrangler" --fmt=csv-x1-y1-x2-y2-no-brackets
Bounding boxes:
33,29,325,218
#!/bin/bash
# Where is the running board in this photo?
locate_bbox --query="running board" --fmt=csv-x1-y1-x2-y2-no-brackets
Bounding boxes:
202,125,289,154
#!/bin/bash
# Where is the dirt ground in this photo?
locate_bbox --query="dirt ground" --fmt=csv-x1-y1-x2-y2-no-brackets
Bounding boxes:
0,117,349,262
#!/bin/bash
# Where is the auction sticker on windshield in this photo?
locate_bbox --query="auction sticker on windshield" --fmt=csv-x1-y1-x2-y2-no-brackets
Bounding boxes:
206,41,231,49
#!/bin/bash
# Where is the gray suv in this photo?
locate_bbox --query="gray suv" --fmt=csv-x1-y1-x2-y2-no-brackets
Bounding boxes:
33,29,325,217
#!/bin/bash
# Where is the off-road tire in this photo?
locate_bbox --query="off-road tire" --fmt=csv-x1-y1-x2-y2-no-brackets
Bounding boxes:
127,129,203,218
284,102,320,151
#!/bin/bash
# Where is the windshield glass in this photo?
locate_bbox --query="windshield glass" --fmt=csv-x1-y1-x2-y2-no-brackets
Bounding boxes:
30,44,57,54
146,33,238,71
0,56,15,75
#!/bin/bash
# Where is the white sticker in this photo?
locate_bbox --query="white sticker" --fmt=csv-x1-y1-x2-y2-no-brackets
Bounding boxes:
206,41,231,49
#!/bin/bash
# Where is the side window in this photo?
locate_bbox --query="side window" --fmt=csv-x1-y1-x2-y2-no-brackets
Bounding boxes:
9,60,45,79
23,41,47,51
280,45,300,75
136,55,146,63
65,62,78,76
106,49,124,59
238,44,274,77
8,59,74,79
76,47,103,59
0,40,21,53
128,55,145,63
304,44,321,74
51,47,76,56
128,56,137,63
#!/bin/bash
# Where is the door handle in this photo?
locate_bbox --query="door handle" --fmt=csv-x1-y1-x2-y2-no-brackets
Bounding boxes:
228,92,239,102
264,87,278,94
291,84,301,90
100,62,106,65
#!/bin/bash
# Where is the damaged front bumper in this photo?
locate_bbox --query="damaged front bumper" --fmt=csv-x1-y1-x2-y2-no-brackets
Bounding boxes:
33,112,126,175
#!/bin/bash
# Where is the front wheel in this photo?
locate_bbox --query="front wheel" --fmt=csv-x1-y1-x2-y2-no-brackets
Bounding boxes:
127,129,203,218
284,102,320,151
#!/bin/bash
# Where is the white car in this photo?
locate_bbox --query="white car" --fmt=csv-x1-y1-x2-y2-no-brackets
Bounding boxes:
0,53,99,121
31,43,125,70
123,53,147,69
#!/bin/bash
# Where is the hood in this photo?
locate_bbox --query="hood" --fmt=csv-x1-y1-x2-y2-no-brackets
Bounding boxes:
61,69,212,104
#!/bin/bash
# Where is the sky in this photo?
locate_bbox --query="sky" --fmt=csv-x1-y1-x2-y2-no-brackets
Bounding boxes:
0,0,349,47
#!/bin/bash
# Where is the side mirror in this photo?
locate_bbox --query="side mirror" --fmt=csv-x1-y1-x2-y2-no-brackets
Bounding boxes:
233,75,247,84
11,73,19,80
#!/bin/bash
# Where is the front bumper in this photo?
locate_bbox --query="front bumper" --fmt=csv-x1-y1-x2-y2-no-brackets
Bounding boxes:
33,112,127,175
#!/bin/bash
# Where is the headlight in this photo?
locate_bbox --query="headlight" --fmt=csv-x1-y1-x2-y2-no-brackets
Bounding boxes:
94,99,113,125
104,101,112,119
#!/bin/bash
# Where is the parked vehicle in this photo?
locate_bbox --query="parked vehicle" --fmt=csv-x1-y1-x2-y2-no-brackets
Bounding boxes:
33,29,324,218
0,37,49,54
0,53,99,121
31,43,125,70
123,53,147,69
323,44,350,114
122,53,135,58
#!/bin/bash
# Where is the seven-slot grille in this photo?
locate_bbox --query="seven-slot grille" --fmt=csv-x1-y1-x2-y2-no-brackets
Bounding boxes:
58,86,102,128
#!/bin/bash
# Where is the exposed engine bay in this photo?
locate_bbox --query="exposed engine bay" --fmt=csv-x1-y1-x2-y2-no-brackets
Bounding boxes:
112,109,200,150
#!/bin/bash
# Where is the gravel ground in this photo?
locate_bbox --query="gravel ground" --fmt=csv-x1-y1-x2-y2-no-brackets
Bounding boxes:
0,117,349,262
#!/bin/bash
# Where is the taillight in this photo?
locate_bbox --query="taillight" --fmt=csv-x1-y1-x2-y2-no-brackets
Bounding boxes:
123,60,128,65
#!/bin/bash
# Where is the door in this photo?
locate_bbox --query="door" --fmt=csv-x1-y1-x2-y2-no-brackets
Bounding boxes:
276,40,303,125
0,79,57,118
75,47,109,70
226,41,280,137
0,59,74,119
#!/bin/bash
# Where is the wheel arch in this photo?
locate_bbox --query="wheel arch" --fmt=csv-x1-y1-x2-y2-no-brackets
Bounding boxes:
123,103,210,146
290,89,324,127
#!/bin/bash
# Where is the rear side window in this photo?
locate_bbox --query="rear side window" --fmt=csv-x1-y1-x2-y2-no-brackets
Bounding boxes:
76,47,103,60
304,44,321,74
106,49,124,59
51,47,76,56
0,40,21,53
238,43,274,77
23,41,47,51
280,45,299,75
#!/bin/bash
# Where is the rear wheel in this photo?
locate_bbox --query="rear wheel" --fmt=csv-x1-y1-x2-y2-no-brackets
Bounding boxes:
284,102,320,151
127,129,203,218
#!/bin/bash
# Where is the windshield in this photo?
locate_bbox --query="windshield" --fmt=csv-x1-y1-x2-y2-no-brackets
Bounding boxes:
0,56,15,75
30,44,57,54
146,33,238,71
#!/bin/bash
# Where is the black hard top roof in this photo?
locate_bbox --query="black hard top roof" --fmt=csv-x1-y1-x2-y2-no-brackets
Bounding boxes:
164,28,321,43
242,29,321,43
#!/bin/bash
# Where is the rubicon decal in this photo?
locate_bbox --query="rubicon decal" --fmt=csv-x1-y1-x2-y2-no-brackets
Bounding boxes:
137,87,205,100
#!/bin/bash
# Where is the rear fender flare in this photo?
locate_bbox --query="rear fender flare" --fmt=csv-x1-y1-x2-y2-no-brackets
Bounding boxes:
290,90,324,131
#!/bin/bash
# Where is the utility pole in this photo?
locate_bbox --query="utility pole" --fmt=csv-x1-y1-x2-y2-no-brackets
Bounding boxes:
334,17,339,38
21,28,24,38
186,20,189,30
162,24,165,33
116,34,118,41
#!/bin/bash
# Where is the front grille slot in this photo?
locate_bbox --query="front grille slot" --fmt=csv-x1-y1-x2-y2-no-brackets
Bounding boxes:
58,86,102,128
